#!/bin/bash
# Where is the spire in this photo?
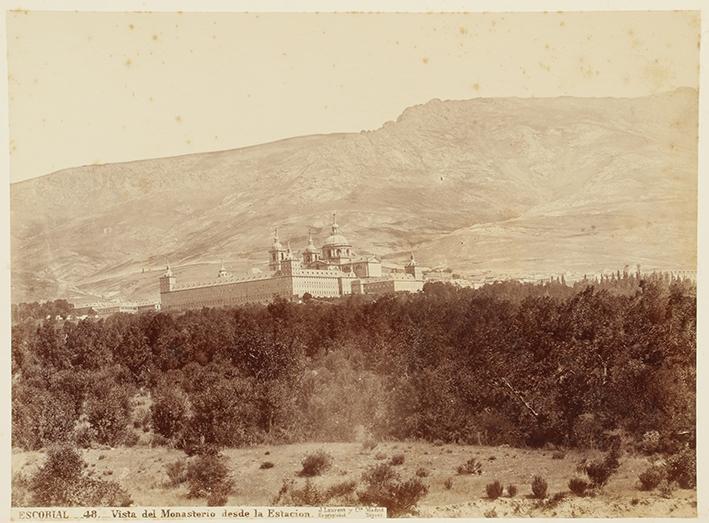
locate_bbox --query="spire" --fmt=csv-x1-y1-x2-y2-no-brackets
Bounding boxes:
409,252,417,266
218,259,228,278
273,226,279,244
331,211,339,234
164,257,173,277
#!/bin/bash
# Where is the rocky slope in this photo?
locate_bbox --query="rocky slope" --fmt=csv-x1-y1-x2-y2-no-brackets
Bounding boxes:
10,88,697,303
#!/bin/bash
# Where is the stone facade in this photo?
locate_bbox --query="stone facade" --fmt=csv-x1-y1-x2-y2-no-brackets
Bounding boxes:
159,213,424,311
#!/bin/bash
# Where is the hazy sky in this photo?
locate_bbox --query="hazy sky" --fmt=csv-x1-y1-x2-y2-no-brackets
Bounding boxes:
7,10,700,182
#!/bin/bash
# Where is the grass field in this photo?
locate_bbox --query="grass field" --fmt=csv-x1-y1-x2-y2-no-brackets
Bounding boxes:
12,441,696,517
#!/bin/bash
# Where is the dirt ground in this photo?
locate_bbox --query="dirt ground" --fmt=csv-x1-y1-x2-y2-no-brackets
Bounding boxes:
12,441,697,517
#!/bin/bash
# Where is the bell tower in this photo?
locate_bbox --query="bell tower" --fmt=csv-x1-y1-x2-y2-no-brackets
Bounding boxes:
159,263,176,293
269,227,288,272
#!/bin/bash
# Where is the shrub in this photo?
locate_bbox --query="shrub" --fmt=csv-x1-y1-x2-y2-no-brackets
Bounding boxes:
11,473,32,507
552,450,566,460
658,479,675,499
638,465,664,491
300,450,333,477
84,381,132,446
165,459,187,487
151,386,190,442
362,438,378,451
357,464,428,517
260,461,275,470
531,476,548,499
362,463,398,486
185,452,233,504
507,484,518,497
390,454,405,466
444,477,453,490
374,452,387,461
666,448,696,489
274,479,357,506
486,480,504,499
28,446,132,506
415,467,429,478
585,447,621,488
457,458,482,475
568,476,589,496
324,480,357,500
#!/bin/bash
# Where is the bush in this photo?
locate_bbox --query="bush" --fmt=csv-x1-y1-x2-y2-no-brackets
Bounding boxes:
374,452,387,461
151,386,190,442
486,480,504,499
507,484,517,497
300,450,333,477
666,448,696,489
260,461,275,470
531,476,548,499
390,454,405,466
325,480,357,500
28,445,132,506
185,453,233,504
585,447,621,488
457,458,482,475
568,476,589,496
552,450,566,460
444,477,453,490
362,463,398,486
274,479,357,506
658,479,675,499
165,459,188,487
415,467,429,478
11,473,32,507
638,464,664,491
357,464,428,517
362,438,378,451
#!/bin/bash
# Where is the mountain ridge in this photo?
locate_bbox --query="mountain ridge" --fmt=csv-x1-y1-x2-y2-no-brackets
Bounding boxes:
10,88,697,304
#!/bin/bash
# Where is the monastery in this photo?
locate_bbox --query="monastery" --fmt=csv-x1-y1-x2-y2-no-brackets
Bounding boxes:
159,213,425,312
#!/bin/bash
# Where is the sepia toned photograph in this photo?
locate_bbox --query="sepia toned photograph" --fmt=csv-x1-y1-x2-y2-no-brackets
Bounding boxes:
5,6,701,520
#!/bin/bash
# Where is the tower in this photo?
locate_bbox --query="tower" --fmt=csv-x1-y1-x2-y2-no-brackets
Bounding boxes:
217,260,229,279
159,263,176,293
269,227,288,272
405,252,424,280
302,229,320,265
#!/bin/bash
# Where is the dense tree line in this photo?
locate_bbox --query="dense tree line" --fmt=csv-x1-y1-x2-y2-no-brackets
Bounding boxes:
12,299,75,323
12,273,695,453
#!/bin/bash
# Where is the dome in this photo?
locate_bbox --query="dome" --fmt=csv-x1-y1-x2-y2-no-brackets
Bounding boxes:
323,233,350,246
305,243,319,253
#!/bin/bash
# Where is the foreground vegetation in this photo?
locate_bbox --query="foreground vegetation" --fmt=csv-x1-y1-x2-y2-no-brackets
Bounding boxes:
12,441,697,516
11,272,696,513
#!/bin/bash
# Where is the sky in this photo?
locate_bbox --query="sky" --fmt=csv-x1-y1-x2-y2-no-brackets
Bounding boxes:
6,10,700,183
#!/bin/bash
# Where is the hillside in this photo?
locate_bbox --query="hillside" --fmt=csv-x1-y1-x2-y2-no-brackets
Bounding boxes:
10,88,697,303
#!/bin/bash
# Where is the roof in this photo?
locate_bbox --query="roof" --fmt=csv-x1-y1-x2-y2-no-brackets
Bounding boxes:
323,233,351,246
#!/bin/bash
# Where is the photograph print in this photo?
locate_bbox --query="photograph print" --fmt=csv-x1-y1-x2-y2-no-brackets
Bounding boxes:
7,8,699,519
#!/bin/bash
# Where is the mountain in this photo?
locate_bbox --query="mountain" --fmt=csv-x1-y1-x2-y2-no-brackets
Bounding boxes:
10,88,697,304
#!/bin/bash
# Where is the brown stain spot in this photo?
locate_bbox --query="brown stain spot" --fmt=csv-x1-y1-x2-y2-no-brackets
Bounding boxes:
459,26,467,35
128,24,135,30
422,57,429,64
175,115,182,123
125,58,132,67
472,83,480,92
559,21,565,27
152,34,158,41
